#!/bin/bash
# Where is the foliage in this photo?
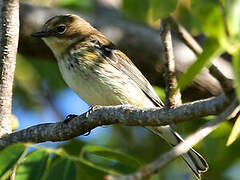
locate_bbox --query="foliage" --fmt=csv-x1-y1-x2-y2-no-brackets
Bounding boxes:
177,38,223,90
56,0,93,12
0,141,141,180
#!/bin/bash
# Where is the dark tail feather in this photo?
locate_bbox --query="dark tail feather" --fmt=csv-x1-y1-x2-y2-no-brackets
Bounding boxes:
181,145,208,179
146,126,208,179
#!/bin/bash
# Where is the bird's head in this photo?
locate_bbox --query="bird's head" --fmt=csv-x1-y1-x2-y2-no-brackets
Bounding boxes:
32,14,95,58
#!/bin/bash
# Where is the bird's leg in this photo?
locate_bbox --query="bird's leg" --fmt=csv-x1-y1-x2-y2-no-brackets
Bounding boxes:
88,105,97,114
82,105,98,136
83,130,91,136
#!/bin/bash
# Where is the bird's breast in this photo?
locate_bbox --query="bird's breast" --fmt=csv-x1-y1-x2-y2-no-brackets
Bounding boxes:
57,54,155,107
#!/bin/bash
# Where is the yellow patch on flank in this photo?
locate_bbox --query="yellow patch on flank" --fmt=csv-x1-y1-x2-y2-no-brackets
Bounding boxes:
83,51,99,61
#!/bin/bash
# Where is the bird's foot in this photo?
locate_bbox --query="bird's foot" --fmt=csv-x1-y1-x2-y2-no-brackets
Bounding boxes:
64,114,78,122
83,130,92,136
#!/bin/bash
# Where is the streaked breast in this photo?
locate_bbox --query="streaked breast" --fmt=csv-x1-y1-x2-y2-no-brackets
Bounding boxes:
57,53,155,108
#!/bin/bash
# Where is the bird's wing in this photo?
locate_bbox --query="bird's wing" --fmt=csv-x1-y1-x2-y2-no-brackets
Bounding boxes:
93,41,164,107
106,49,164,107
89,33,164,107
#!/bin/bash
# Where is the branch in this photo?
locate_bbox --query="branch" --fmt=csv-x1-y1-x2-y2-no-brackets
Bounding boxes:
167,16,202,55
209,64,233,94
168,17,234,94
161,18,182,107
167,16,234,98
107,98,239,180
0,94,232,150
0,0,19,136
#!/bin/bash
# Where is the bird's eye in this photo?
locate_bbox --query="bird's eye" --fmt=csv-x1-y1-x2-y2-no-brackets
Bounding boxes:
56,25,66,34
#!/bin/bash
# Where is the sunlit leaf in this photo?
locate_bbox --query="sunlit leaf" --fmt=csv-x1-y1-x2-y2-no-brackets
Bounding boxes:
0,144,27,178
191,0,240,54
191,0,223,34
150,0,178,19
226,0,240,37
178,38,223,90
226,115,240,146
191,0,227,45
233,50,240,102
57,0,94,12
153,86,165,100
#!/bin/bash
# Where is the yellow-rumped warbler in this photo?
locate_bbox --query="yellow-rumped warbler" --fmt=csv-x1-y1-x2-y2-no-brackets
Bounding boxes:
32,14,208,178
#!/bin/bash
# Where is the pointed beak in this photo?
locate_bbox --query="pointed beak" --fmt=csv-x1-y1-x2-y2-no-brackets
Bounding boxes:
31,31,49,38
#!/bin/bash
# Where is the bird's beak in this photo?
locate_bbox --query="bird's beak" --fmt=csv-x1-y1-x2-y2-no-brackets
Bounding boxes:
31,31,49,38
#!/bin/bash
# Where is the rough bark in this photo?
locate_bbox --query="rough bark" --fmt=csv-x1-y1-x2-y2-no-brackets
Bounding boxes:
161,19,182,107
0,93,232,149
0,0,19,137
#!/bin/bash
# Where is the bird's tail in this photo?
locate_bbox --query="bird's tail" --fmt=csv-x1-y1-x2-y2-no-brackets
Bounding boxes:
146,126,208,179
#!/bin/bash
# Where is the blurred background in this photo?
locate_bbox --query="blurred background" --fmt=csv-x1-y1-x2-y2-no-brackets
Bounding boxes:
10,0,240,179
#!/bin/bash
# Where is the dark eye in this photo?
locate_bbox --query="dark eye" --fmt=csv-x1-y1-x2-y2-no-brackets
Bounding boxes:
56,25,66,34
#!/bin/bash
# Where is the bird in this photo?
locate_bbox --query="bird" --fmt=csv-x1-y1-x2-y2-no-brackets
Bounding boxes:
32,14,208,178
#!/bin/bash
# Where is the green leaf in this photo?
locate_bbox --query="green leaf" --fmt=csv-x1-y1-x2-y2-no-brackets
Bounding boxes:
76,161,107,180
226,0,240,37
226,115,240,146
191,0,223,36
80,145,141,169
122,0,150,22
56,0,93,12
37,144,121,177
233,50,240,102
150,0,178,19
41,145,117,178
178,38,223,90
46,157,77,180
15,150,50,180
0,144,27,178
60,139,86,156
153,86,165,100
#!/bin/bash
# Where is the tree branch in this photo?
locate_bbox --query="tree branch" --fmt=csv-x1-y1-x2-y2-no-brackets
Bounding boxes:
167,16,234,99
0,93,232,150
167,16,203,55
106,98,239,180
161,18,182,107
209,64,233,94
0,0,19,136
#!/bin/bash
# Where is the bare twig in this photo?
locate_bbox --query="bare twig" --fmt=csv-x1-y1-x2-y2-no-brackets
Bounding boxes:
209,65,234,94
167,16,203,54
106,98,239,180
0,94,232,150
167,16,234,96
0,0,19,136
161,18,182,107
